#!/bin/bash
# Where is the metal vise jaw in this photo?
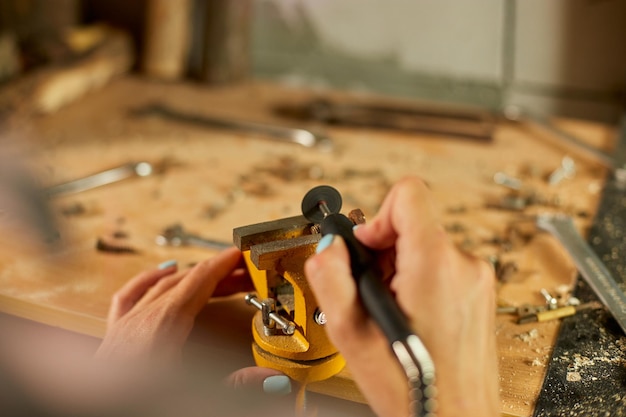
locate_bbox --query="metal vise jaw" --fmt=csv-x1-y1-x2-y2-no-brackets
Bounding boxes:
233,215,345,384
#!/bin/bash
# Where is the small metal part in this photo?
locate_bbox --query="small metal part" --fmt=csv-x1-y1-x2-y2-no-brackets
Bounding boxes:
318,201,332,217
496,304,547,316
517,302,602,325
314,309,327,325
45,162,154,197
548,156,576,186
301,185,342,222
487,194,529,211
261,298,277,335
496,305,518,315
348,208,366,225
95,237,138,254
156,224,230,250
392,334,438,417
536,214,626,334
493,172,523,190
245,293,296,335
540,288,559,310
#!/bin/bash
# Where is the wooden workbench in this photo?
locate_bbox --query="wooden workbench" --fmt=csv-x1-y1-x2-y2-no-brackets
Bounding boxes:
0,77,617,416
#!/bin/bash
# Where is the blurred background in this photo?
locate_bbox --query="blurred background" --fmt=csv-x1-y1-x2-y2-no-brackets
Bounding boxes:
1,0,625,124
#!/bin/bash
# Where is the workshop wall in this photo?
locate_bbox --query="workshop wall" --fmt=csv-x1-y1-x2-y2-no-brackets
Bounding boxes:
1,0,624,124
251,0,626,123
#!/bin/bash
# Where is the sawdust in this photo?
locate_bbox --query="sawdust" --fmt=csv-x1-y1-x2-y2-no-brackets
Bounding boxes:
517,328,539,343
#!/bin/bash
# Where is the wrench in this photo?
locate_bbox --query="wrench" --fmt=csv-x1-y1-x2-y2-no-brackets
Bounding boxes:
45,162,154,197
130,103,333,150
156,223,230,251
536,214,626,334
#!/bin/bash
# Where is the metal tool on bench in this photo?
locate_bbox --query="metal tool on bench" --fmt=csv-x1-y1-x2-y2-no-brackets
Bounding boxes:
130,103,333,149
535,214,626,334
233,213,344,384
156,223,230,250
505,106,626,181
44,161,154,197
274,97,495,141
234,186,436,417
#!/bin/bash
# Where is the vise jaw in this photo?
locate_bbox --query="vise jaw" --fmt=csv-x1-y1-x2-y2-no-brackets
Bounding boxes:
233,214,345,383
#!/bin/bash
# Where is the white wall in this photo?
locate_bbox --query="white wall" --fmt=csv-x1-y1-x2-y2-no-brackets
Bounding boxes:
252,0,626,123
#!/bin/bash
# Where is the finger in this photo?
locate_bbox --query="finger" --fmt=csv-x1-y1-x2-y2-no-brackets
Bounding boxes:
173,247,244,314
107,263,178,324
305,235,373,346
305,235,408,416
226,367,287,393
133,269,188,308
354,176,439,251
212,268,254,297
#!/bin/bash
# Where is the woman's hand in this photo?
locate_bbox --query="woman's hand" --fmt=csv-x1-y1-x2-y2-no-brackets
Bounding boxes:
304,176,500,417
96,247,252,362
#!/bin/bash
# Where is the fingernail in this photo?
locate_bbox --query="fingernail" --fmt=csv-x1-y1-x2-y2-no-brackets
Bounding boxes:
158,260,177,270
352,224,361,231
316,234,335,254
263,375,291,396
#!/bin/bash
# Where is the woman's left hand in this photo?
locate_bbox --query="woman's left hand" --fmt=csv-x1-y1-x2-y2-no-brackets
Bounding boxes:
95,247,253,362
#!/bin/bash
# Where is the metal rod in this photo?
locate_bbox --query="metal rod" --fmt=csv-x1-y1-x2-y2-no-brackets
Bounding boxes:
536,214,626,334
45,162,153,197
245,294,295,335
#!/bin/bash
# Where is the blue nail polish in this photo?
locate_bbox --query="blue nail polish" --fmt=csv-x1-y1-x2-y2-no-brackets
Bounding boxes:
352,224,361,231
316,234,335,254
263,375,291,396
158,260,177,270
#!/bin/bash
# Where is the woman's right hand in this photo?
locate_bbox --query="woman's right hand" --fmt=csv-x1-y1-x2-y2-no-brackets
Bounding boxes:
304,176,500,417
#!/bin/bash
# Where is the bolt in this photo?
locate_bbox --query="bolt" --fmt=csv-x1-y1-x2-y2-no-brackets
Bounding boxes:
245,293,296,335
540,288,558,310
493,172,523,190
314,309,327,325
548,156,576,186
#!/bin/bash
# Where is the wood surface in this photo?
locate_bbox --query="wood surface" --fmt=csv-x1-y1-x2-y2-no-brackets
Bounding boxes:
0,77,618,416
142,0,193,80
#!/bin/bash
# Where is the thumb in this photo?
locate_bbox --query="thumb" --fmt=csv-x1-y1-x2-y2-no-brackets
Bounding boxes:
304,235,367,334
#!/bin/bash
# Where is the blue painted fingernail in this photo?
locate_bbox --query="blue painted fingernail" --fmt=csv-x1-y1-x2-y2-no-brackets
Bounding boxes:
263,375,291,396
352,224,361,231
316,234,335,254
158,260,177,270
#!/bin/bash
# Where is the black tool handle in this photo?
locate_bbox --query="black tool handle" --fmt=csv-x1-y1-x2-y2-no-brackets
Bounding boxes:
320,213,413,343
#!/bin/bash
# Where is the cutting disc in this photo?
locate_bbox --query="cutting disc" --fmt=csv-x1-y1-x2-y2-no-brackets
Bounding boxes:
301,185,342,223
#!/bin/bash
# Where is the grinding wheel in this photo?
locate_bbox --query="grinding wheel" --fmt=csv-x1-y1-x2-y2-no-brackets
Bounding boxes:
301,185,342,223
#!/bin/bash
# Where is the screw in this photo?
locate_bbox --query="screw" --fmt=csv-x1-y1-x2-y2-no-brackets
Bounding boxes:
548,156,576,186
493,172,523,190
540,288,558,310
245,294,296,335
314,309,327,325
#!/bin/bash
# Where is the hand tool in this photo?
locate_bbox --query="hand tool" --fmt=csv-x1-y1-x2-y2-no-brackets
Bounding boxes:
44,161,154,197
517,302,602,325
274,97,495,141
234,188,437,416
233,214,346,385
536,214,626,334
130,103,333,149
156,223,230,250
301,185,437,417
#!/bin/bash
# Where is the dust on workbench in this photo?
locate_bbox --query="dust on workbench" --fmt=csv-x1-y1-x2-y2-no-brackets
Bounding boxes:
2,77,620,416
